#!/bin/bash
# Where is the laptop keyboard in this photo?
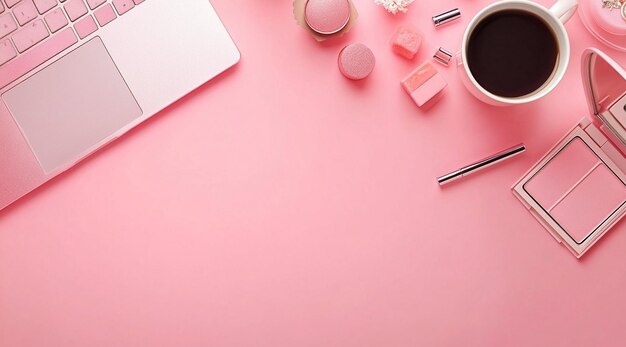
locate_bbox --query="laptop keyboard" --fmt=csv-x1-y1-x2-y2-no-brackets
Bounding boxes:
0,0,144,89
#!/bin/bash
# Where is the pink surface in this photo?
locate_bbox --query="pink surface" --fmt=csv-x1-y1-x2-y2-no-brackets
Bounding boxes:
3,0,626,346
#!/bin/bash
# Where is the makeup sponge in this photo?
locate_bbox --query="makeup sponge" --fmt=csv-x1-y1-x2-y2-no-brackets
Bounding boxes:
304,0,351,35
391,25,422,59
338,43,376,80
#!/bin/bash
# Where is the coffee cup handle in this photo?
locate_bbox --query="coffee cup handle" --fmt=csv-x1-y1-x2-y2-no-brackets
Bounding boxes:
550,0,578,23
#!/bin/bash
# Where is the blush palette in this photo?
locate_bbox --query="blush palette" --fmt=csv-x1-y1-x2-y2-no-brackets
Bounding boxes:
522,136,626,246
513,49,626,257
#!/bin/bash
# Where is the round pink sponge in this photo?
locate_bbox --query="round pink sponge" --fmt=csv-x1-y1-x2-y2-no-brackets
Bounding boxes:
338,43,376,80
304,0,351,35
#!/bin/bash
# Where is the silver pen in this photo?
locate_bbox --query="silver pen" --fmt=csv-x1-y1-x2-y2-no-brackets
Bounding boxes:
437,143,526,185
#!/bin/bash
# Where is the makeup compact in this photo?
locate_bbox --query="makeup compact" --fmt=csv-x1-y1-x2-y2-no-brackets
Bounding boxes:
305,0,351,35
513,49,626,258
579,0,626,51
293,0,358,42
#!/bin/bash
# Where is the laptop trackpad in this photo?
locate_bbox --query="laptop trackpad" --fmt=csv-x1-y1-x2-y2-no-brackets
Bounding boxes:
2,38,142,174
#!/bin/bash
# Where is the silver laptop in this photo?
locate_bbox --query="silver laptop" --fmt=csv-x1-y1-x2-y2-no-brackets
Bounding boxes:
0,0,240,210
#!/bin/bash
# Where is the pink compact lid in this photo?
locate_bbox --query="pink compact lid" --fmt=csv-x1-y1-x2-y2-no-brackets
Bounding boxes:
583,48,626,141
305,0,351,35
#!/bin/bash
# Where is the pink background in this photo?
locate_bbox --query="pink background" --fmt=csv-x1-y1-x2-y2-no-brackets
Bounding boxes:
2,0,626,346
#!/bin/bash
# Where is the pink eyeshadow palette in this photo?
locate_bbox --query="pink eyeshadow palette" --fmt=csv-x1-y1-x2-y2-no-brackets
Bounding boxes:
523,137,626,245
551,163,626,243
513,49,626,258
524,138,599,209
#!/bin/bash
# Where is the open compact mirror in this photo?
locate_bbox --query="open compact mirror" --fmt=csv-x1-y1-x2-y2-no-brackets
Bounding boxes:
513,49,626,258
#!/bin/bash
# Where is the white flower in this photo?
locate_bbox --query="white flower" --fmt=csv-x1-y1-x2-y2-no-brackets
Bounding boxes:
374,0,415,14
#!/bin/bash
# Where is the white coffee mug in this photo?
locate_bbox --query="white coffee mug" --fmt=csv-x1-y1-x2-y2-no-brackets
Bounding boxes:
457,0,579,106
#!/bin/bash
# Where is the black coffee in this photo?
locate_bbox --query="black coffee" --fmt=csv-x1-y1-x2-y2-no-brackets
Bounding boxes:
467,10,558,98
